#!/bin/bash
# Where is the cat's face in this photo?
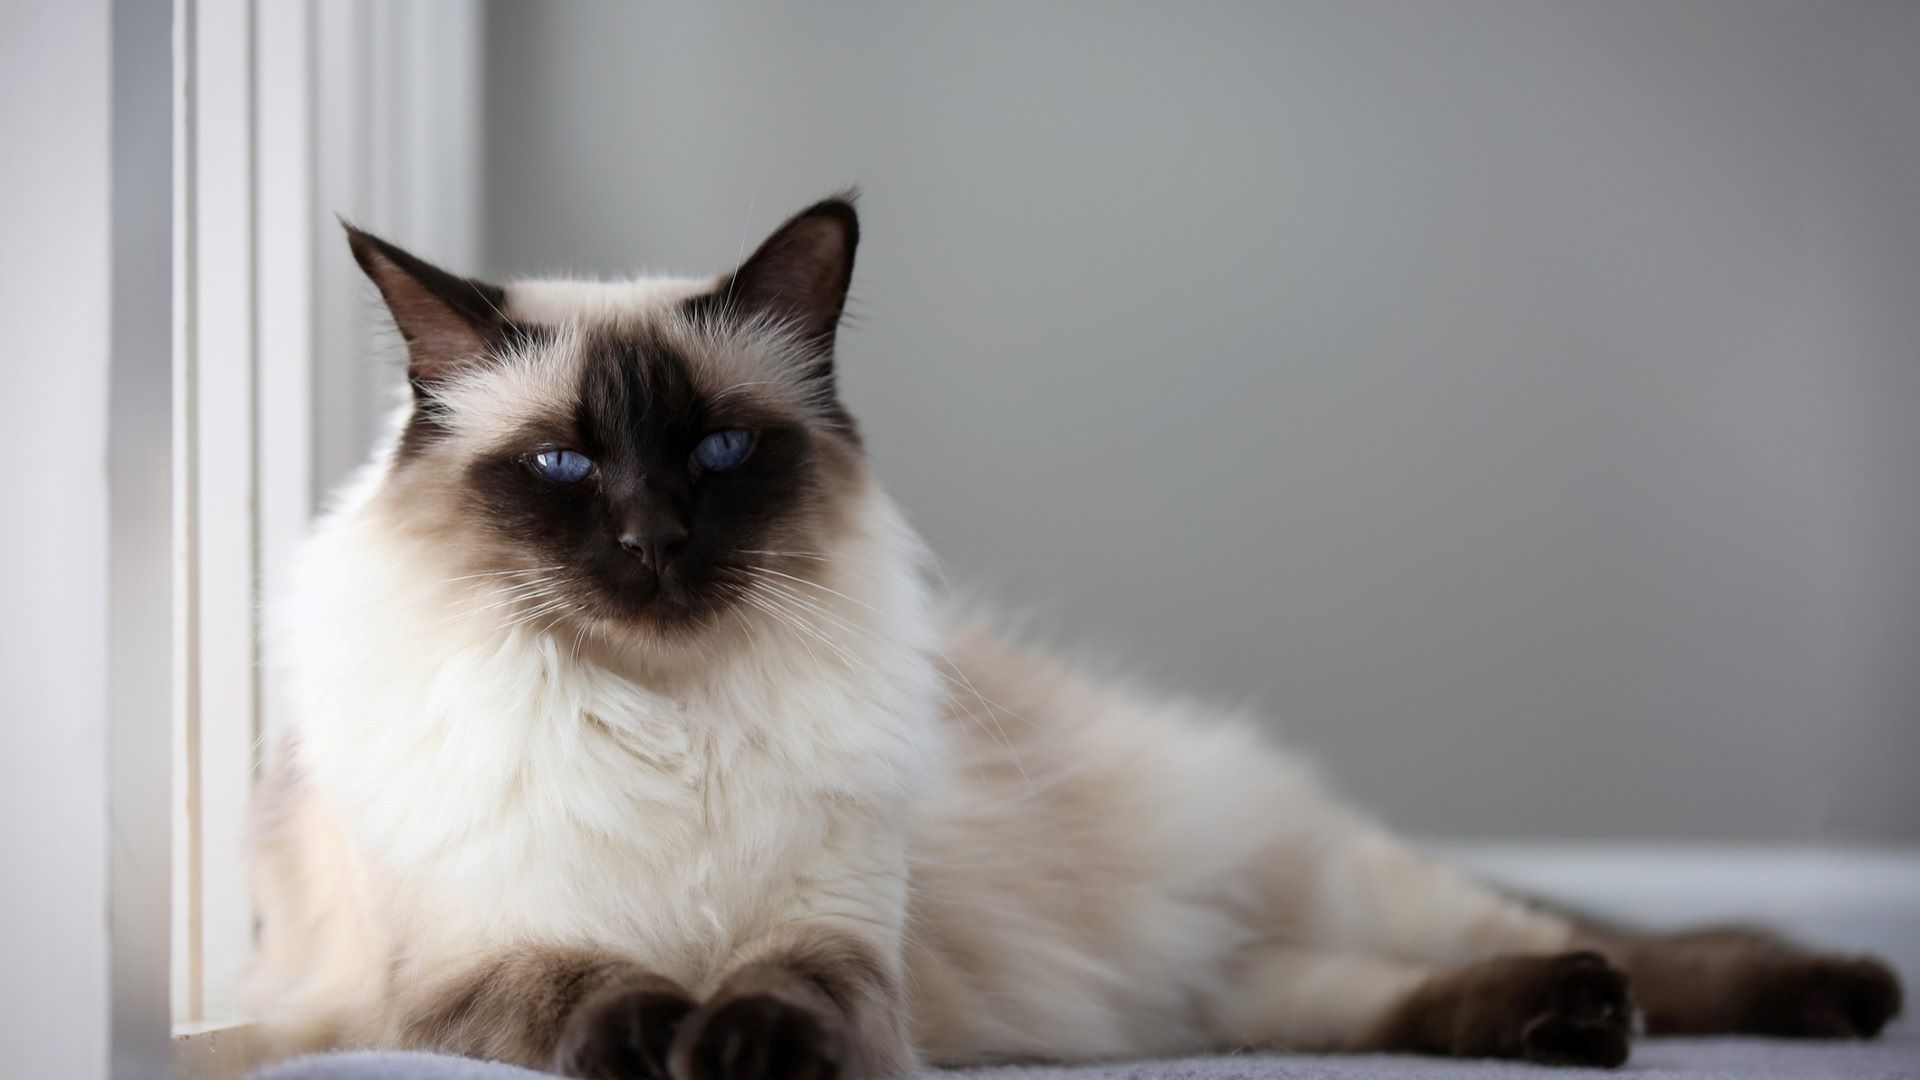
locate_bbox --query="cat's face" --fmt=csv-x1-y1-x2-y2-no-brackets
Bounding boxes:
348,198,868,644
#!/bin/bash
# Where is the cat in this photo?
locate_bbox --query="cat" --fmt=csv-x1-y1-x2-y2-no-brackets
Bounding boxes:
251,194,1903,1078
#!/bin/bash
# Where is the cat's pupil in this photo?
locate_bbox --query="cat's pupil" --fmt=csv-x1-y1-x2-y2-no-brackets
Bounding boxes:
694,430,753,473
531,448,593,484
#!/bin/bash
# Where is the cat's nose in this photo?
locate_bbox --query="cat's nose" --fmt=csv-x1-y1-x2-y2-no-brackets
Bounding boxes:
618,527,687,572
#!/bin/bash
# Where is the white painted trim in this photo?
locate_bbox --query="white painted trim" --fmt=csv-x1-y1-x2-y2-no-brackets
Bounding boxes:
183,0,260,1027
311,0,374,492
170,0,201,1033
255,0,318,746
169,0,486,1037
178,0,318,1030
173,1021,259,1080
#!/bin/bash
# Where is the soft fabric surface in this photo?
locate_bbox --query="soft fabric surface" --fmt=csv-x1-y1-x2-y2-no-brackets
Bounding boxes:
255,1030,1919,1080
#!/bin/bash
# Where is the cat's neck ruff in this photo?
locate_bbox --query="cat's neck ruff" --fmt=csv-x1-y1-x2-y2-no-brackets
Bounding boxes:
273,459,945,961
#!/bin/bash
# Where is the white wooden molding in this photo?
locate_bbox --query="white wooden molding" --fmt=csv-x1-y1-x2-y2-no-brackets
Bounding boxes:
178,0,259,1028
170,0,486,1040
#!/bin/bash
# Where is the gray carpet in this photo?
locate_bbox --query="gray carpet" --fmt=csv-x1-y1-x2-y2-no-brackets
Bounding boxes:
255,1029,1920,1080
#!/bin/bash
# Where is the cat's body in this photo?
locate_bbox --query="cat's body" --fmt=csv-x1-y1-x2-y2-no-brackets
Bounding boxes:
252,199,1901,1078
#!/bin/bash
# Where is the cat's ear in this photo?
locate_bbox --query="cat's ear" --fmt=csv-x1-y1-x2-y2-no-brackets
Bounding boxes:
343,223,508,387
711,194,860,358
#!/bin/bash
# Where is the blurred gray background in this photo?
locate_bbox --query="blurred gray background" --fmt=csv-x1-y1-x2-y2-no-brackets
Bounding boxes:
459,2,1920,842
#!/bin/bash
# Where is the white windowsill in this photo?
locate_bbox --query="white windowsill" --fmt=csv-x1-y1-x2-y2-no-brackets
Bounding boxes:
174,1020,258,1080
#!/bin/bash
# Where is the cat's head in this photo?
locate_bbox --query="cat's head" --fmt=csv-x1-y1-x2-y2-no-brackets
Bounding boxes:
347,196,873,648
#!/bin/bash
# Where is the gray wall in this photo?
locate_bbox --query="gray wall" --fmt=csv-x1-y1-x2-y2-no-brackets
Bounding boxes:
479,2,1920,842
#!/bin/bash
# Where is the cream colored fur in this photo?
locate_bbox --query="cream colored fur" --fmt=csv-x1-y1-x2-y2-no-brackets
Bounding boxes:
252,275,1574,1070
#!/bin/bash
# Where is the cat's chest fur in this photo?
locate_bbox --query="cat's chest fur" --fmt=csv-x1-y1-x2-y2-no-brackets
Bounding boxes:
290,598,935,981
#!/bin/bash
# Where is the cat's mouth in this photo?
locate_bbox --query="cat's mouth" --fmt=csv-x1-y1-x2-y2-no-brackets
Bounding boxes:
576,563,724,630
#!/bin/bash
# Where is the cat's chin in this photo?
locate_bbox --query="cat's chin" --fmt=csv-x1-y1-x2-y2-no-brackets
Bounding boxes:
566,583,741,650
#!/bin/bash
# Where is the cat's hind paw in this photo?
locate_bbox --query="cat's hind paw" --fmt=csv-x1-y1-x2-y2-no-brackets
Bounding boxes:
1516,952,1634,1068
1738,954,1903,1039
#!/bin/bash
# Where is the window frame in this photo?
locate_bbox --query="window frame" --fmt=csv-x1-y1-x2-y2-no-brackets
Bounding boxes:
170,1,484,1063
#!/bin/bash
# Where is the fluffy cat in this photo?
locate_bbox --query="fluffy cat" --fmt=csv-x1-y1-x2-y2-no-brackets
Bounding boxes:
252,196,1902,1078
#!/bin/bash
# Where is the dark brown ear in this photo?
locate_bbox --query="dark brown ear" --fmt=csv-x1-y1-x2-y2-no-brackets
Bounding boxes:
710,194,860,358
343,223,508,387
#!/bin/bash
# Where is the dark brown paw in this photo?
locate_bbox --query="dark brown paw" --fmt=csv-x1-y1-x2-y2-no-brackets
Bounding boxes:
1379,950,1636,1067
669,993,845,1080
554,985,697,1080
1740,954,1904,1039
1515,952,1635,1068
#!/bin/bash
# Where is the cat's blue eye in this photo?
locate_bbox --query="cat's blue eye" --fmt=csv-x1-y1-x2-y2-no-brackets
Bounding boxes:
693,430,754,473
529,448,593,484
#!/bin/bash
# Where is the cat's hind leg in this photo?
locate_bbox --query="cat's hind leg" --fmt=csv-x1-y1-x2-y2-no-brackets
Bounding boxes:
1578,925,1903,1039
1366,950,1634,1066
1269,818,1905,1041
1270,819,1576,966
1209,945,1428,1053
1224,815,1634,1065
1213,944,1633,1068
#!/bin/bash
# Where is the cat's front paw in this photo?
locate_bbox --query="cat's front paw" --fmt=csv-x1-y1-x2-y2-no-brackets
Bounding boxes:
553,983,697,1080
669,993,845,1080
1738,954,1903,1039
